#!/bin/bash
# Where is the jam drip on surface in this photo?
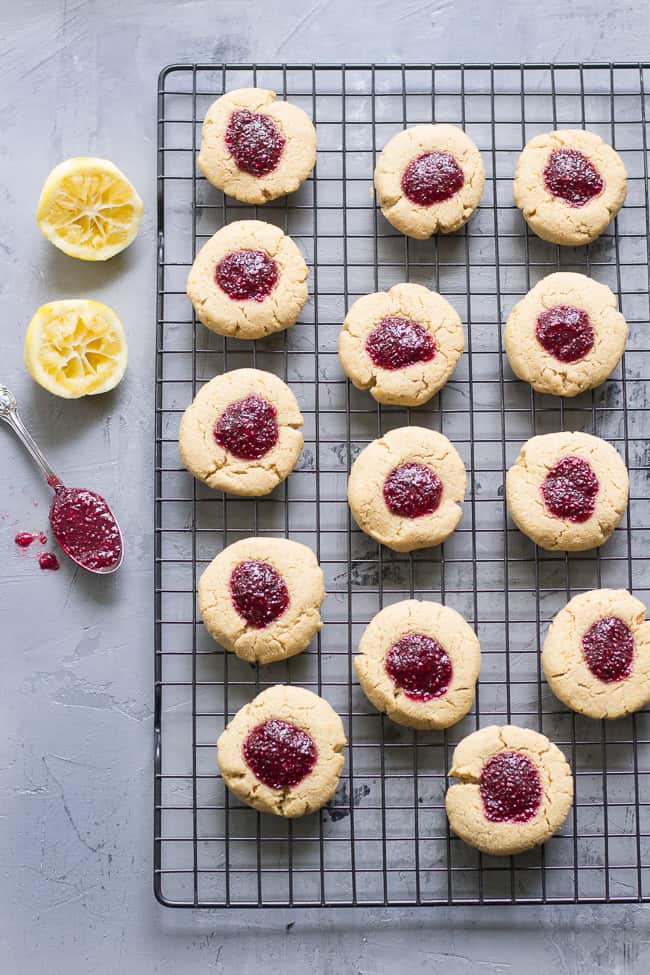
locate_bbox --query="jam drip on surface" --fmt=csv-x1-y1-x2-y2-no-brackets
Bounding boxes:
214,395,279,460
536,305,595,363
541,455,599,523
385,633,452,701
49,485,122,570
225,109,286,176
383,462,443,519
582,615,634,683
366,317,436,371
243,718,317,789
15,531,47,548
215,249,279,302
230,560,289,628
401,151,465,206
480,750,543,824
543,148,604,207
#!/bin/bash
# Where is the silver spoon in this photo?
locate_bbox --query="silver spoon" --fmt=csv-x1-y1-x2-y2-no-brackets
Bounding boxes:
0,385,124,574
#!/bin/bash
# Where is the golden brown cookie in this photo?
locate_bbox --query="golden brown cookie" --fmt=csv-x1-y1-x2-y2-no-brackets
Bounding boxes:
513,129,627,245
354,599,481,729
348,427,466,553
198,537,324,664
198,88,317,203
178,368,303,497
218,685,346,818
506,431,629,551
542,589,650,720
445,725,574,856
187,220,308,340
338,283,464,406
505,272,628,397
374,124,485,238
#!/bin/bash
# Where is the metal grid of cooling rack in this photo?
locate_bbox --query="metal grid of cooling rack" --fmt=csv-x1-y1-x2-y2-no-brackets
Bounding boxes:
155,63,650,908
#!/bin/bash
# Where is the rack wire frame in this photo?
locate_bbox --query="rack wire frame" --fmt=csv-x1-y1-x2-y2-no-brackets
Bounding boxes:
155,62,650,908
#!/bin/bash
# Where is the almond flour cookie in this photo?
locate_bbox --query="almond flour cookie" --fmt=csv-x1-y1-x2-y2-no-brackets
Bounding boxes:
506,431,629,551
354,599,480,729
374,124,485,239
445,725,574,856
505,272,628,397
338,283,464,407
348,426,466,553
187,220,308,340
198,88,317,204
199,537,324,663
542,589,650,720
178,368,303,497
513,129,627,246
218,685,346,818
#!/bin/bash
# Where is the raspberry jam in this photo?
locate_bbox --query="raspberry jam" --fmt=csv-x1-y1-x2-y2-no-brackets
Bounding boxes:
213,395,279,460
49,484,122,571
401,151,465,206
383,462,443,519
543,148,604,207
38,552,60,571
536,305,595,363
230,560,289,628
243,718,317,790
366,317,436,371
385,633,452,701
224,109,286,176
541,455,599,523
215,250,279,302
14,531,47,548
582,615,634,683
480,751,543,824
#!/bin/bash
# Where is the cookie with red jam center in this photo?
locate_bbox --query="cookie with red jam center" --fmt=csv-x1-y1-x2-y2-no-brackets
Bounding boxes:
217,685,346,818
446,725,573,856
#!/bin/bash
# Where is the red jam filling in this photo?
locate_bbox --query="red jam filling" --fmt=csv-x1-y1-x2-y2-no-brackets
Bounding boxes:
385,633,452,701
243,718,317,790
541,455,599,523
582,615,634,683
15,531,47,548
366,317,436,371
480,751,543,824
49,485,122,570
213,395,279,460
401,151,464,206
215,250,278,302
38,552,60,571
224,109,286,177
230,560,289,628
383,462,443,519
543,148,604,207
536,305,595,363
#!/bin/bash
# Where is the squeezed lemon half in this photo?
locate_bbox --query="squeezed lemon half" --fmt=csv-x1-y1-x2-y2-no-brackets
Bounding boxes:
36,157,143,261
24,299,128,398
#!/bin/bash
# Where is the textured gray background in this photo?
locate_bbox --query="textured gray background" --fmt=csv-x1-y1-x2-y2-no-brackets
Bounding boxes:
1,1,649,972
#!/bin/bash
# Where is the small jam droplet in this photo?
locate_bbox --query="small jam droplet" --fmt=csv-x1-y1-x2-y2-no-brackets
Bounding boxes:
536,305,595,363
215,249,279,302
15,531,47,548
582,615,634,683
385,633,452,701
365,317,436,371
543,148,604,207
383,462,443,519
243,718,317,790
401,151,464,206
38,552,60,571
225,109,286,177
541,455,599,523
480,750,543,824
50,485,122,570
230,560,290,628
213,395,279,460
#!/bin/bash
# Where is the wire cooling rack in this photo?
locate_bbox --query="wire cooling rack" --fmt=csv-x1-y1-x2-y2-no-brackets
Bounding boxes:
155,63,650,907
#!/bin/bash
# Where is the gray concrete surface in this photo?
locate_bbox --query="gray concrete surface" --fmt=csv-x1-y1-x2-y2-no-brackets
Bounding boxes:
1,1,649,972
